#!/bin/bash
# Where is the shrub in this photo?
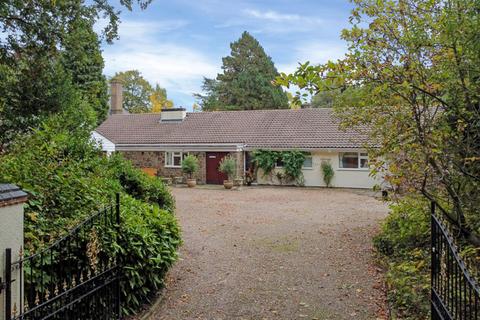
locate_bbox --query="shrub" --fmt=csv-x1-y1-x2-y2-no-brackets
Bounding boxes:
374,196,430,257
281,150,305,184
373,196,430,319
251,150,279,177
103,195,180,314
109,155,175,213
219,156,236,180
321,161,334,187
181,154,199,179
251,149,306,184
0,108,180,315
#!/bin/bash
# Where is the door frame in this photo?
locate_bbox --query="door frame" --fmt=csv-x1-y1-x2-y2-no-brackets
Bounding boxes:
206,152,229,184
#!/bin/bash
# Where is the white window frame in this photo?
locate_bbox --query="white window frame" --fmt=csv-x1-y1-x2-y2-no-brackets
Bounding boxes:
165,151,186,168
338,152,369,170
302,154,313,169
359,152,369,168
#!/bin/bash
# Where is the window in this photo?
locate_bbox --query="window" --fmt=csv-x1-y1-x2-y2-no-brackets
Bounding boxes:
339,152,369,169
303,155,313,168
165,152,187,168
359,152,369,168
275,158,284,168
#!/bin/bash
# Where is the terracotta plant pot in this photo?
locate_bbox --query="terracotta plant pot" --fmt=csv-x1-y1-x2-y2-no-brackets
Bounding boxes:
186,179,197,188
223,180,234,189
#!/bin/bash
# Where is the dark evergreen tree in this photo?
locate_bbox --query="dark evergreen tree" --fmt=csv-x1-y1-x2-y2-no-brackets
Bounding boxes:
62,17,109,123
0,0,152,148
197,31,288,111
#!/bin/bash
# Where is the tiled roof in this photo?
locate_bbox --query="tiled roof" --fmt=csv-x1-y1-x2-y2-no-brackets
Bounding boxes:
95,108,371,149
0,184,28,205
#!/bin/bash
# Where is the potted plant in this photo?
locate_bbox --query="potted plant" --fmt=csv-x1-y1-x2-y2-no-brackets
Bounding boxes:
244,166,255,186
181,154,199,188
219,156,236,189
233,176,244,187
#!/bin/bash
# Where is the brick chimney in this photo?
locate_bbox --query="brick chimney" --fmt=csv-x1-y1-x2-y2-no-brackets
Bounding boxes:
110,79,124,115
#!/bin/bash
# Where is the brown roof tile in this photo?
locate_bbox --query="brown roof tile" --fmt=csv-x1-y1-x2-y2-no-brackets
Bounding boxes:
95,108,371,149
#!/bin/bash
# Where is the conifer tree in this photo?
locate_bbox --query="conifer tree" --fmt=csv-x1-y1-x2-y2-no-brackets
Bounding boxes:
197,31,288,111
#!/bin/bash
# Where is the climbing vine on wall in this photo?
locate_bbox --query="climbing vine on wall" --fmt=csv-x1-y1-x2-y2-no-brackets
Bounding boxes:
282,151,306,184
251,149,306,185
251,150,280,177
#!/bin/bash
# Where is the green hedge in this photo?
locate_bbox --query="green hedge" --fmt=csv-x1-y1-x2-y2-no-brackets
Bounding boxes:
109,154,175,213
373,196,430,319
0,106,180,315
106,195,180,314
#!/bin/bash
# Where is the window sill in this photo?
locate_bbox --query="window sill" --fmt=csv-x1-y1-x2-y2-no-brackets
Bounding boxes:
337,168,370,172
302,167,313,170
165,165,182,169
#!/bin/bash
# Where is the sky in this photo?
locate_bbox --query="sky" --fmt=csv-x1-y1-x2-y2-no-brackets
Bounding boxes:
101,0,354,110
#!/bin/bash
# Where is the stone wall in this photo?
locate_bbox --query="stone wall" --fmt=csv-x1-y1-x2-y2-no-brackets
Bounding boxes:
120,151,207,184
231,151,244,179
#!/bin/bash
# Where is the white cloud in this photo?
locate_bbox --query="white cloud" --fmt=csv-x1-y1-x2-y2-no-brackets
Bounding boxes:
102,19,219,106
215,9,323,34
116,20,189,39
244,9,323,25
277,42,347,74
103,45,218,94
244,9,304,22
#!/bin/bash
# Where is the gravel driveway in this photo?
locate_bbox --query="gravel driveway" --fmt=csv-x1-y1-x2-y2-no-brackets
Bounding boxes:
149,186,388,320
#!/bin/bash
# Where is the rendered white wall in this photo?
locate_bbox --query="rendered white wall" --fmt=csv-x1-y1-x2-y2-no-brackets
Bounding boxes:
91,131,115,154
257,150,382,189
0,203,24,320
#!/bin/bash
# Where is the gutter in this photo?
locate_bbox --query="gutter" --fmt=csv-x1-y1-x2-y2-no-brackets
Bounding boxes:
115,143,246,152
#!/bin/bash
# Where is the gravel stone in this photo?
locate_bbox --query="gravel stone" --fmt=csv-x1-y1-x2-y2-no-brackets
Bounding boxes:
150,186,388,320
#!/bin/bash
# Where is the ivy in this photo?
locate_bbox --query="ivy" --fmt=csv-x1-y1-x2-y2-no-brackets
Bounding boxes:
281,151,306,184
251,149,306,185
251,150,280,177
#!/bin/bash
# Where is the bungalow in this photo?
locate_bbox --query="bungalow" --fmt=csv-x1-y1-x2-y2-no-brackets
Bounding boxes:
93,86,380,189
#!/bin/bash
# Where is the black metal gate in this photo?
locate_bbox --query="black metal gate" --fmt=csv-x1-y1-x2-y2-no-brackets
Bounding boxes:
3,194,122,320
431,202,480,320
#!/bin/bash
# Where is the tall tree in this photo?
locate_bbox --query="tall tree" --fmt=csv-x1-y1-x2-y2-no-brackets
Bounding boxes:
113,70,153,113
193,77,222,111
197,31,288,111
310,89,341,108
150,84,174,113
0,0,152,147
62,17,109,123
277,0,480,244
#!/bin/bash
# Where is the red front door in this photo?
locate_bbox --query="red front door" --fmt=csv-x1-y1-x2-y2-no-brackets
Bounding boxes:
206,152,229,184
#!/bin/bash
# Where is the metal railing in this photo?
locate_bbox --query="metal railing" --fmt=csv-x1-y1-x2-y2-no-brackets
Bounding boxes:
431,202,480,320
4,194,121,320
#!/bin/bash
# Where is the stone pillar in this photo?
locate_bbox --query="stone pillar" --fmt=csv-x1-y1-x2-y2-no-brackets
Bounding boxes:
0,184,27,320
234,151,244,179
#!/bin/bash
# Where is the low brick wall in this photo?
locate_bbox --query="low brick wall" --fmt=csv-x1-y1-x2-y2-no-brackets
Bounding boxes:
121,151,207,184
